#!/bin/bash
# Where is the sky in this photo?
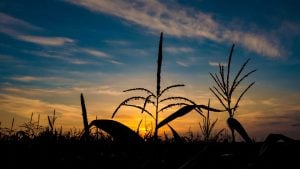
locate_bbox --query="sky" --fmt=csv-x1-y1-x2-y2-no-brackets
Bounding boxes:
0,0,300,140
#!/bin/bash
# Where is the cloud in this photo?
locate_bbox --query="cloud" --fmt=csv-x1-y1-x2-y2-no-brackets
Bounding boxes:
0,93,82,129
10,76,73,83
67,0,284,58
73,85,124,96
176,61,189,67
0,13,74,47
0,54,16,62
82,48,110,58
25,50,95,65
80,48,124,65
11,76,39,82
165,47,194,54
0,12,41,36
109,60,123,65
2,87,72,95
17,35,74,46
104,40,130,46
208,61,227,67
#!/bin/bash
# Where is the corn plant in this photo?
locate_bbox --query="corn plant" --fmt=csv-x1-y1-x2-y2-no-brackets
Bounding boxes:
112,32,215,141
209,44,256,142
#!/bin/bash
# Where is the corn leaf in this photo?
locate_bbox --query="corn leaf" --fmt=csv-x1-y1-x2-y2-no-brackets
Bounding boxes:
227,117,252,143
89,119,144,144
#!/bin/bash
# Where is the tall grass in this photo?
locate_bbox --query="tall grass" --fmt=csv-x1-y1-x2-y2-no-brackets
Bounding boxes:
199,99,224,142
209,44,256,142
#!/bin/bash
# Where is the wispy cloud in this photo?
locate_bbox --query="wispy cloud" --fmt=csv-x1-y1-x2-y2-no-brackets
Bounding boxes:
68,0,284,58
0,12,41,36
2,87,72,97
80,48,124,65
104,40,130,46
109,60,123,65
17,35,74,46
0,54,16,62
176,56,198,67
0,13,74,47
25,50,94,65
10,76,73,83
176,61,189,67
208,61,227,67
73,85,124,96
81,48,110,58
165,47,194,54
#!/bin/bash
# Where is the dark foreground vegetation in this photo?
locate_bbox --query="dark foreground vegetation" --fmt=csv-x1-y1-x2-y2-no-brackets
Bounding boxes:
1,133,299,169
1,33,299,169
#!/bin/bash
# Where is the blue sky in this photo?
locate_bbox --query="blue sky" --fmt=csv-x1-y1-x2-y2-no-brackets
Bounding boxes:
0,0,300,140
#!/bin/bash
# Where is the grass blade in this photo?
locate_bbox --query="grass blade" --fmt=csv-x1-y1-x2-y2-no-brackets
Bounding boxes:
168,124,182,143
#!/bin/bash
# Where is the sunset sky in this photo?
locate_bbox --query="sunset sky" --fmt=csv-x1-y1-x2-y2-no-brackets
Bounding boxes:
1,0,300,140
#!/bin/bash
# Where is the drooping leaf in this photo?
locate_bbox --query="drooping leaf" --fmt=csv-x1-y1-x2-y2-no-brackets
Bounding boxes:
227,117,252,143
157,105,195,129
158,105,223,129
89,119,144,144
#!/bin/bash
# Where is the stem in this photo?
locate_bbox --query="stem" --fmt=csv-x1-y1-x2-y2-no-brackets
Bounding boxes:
154,95,159,141
231,128,235,143
154,32,163,141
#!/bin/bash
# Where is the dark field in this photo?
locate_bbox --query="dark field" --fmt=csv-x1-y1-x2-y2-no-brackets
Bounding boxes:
1,139,299,169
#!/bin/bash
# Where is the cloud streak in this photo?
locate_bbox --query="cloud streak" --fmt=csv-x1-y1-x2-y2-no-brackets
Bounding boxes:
0,12,74,47
208,61,227,67
82,48,110,58
17,35,74,46
165,47,194,54
0,12,41,36
68,0,283,58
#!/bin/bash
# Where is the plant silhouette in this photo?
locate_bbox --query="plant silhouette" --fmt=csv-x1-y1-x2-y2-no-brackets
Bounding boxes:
199,99,224,142
112,32,220,141
209,44,256,142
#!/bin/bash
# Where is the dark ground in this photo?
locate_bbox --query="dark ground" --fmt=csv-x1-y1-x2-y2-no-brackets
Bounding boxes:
1,141,299,169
